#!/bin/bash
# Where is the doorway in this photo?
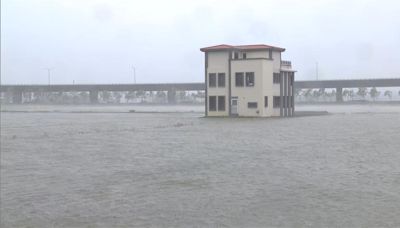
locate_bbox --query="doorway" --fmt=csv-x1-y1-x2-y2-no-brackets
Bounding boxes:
231,97,238,116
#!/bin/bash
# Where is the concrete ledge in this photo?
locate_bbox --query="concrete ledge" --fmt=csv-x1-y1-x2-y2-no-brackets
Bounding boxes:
294,111,330,117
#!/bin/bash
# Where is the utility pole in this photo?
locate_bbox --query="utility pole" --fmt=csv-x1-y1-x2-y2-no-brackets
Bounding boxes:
44,68,54,85
130,65,136,84
316,62,319,81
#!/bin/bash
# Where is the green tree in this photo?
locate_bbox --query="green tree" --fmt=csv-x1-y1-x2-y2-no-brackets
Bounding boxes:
348,90,355,101
125,91,136,103
342,89,350,101
384,90,392,100
369,87,380,101
135,90,145,102
156,91,166,98
178,91,187,101
100,91,111,103
330,89,336,100
303,89,313,101
112,92,122,103
318,88,325,101
357,87,368,99
294,88,301,98
196,90,205,98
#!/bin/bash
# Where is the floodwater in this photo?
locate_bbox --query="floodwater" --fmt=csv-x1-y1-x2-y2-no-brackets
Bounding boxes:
1,104,400,227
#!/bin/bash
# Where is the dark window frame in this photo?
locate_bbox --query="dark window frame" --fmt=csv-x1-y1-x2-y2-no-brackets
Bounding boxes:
209,73,216,87
234,52,239,59
248,102,258,109
264,96,268,107
217,73,225,88
235,72,244,87
289,73,294,86
245,72,255,87
273,73,281,84
209,96,217,111
242,53,247,59
273,96,280,108
217,96,225,111
283,96,287,108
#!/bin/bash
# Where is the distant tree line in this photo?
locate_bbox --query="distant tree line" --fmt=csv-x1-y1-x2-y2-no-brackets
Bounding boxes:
0,90,205,104
295,87,399,102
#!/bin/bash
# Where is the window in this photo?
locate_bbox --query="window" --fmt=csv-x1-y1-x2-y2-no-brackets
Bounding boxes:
245,72,255,87
235,73,244,87
273,96,280,108
291,96,294,107
268,50,272,59
218,96,225,111
287,96,290,108
209,73,216,87
264,96,268,107
209,96,216,111
273,73,281,84
242,53,247,59
248,102,257,108
217,73,225,87
289,73,294,86
283,96,287,108
234,52,239,59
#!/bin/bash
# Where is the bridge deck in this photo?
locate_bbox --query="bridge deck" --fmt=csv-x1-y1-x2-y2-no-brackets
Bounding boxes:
1,78,400,92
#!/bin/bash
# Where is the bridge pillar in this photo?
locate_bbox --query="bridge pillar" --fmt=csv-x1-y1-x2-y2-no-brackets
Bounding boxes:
89,90,99,104
336,87,343,102
167,89,176,104
12,90,23,104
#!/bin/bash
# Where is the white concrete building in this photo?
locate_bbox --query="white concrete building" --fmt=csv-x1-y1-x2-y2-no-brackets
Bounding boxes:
200,44,295,117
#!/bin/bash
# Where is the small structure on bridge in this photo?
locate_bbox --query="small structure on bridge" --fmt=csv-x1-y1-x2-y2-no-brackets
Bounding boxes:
201,44,295,117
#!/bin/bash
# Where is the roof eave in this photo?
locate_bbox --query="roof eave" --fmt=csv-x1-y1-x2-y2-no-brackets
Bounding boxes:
200,47,286,52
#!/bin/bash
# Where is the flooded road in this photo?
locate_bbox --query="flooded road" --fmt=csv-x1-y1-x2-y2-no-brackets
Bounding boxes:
1,105,400,227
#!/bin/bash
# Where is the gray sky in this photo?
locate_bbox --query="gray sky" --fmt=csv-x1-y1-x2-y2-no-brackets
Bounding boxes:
1,0,400,84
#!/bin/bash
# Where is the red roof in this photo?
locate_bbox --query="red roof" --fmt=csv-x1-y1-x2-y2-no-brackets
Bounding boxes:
200,44,285,52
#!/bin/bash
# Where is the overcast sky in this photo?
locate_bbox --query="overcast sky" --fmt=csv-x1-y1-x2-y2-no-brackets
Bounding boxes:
1,0,400,84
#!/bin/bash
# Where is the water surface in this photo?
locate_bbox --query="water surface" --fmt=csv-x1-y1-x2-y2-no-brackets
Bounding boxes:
1,105,400,227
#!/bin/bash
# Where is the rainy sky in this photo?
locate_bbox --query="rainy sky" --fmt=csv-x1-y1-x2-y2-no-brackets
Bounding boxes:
2,0,400,84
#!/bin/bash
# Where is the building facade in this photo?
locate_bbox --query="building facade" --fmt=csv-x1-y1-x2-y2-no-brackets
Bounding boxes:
200,44,295,117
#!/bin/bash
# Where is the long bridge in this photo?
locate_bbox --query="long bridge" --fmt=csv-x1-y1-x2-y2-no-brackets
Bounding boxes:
1,78,400,103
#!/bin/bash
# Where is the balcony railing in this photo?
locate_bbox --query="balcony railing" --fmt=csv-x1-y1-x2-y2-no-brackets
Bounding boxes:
281,60,292,67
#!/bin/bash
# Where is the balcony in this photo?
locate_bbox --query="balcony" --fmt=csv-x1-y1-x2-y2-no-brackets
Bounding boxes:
281,60,292,69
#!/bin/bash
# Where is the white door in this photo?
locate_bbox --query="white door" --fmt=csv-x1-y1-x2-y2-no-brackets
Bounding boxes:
231,97,238,115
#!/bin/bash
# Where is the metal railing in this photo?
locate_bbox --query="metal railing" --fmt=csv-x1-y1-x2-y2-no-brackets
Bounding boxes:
281,60,292,66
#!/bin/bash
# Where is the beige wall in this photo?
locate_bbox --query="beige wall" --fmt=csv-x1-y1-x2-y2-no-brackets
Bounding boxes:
245,51,269,59
260,60,279,117
230,59,280,117
272,51,281,73
208,51,229,72
207,51,229,116
205,49,286,117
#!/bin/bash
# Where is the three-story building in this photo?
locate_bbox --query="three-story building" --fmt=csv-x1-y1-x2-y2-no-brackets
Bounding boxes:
200,44,295,117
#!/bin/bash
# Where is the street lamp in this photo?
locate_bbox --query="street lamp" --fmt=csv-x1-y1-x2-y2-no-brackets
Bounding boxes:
44,68,54,85
130,64,136,84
